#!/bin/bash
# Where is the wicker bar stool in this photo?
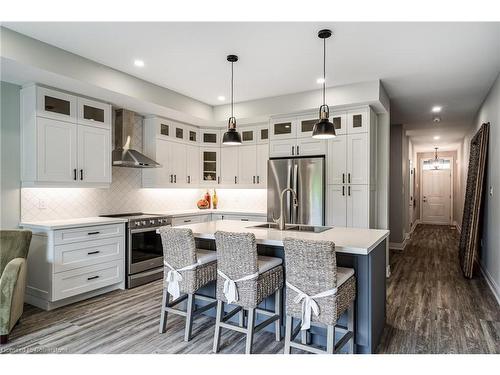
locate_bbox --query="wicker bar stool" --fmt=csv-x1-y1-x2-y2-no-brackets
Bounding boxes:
158,227,218,342
283,238,356,354
213,231,284,354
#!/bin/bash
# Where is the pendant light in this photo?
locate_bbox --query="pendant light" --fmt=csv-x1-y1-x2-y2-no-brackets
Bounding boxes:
312,29,336,139
222,54,242,145
433,147,441,169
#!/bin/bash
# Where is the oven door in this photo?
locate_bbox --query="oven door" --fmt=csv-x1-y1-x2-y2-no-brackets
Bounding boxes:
128,226,168,274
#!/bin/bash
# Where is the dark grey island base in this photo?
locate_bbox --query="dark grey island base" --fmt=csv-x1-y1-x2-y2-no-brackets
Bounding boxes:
194,238,387,354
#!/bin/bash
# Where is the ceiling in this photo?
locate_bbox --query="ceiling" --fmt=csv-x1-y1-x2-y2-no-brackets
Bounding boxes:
3,22,500,147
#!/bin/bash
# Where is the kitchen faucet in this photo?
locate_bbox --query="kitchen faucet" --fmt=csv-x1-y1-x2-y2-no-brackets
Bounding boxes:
273,188,298,230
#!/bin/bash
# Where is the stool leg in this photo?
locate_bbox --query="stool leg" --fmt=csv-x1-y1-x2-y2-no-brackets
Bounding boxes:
159,288,170,334
284,315,292,354
326,325,335,354
213,300,224,353
347,301,355,354
274,289,282,341
184,293,195,342
245,308,256,354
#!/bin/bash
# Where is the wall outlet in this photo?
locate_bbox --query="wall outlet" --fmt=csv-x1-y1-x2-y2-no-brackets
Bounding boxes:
38,199,47,210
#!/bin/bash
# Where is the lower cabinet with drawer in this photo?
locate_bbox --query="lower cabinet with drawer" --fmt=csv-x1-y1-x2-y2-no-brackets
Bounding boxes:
171,214,211,226
22,222,126,311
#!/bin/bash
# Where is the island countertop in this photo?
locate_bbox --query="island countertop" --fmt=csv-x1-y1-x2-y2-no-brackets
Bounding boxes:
177,220,389,255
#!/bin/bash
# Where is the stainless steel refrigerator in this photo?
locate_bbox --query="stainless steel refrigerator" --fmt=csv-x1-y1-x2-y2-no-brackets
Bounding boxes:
267,156,325,226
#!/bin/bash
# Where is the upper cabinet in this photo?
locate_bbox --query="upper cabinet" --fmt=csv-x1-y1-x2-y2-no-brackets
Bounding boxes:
36,87,77,122
22,85,111,187
269,118,296,140
296,114,319,138
332,111,347,136
77,97,111,128
347,107,369,134
200,128,220,146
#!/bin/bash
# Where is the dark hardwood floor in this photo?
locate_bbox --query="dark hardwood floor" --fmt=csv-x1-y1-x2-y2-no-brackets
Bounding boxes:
1,224,498,354
378,224,499,354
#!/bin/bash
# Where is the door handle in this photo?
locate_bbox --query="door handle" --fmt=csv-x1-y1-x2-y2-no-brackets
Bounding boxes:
291,145,294,156
87,250,100,255
257,175,260,184
217,176,220,184
348,173,351,183
187,175,191,184
342,186,345,196
253,176,256,184
73,169,77,181
174,175,177,183
87,275,99,281
348,186,351,196
87,231,100,235
296,145,300,155
235,176,237,184
342,173,345,184
170,174,173,183
80,169,83,180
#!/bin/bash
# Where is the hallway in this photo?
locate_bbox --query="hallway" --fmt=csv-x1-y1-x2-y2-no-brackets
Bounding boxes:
378,224,500,353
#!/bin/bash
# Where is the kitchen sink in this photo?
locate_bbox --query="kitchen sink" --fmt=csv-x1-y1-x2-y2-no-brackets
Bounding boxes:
249,223,332,233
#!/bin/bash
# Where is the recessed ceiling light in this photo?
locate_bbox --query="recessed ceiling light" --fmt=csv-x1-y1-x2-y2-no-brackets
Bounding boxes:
433,136,440,140
316,77,325,84
217,96,226,101
134,59,145,67
432,106,442,113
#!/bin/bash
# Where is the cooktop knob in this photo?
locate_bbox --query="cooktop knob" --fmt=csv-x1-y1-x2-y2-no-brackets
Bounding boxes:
150,219,155,225
135,221,141,227
141,220,147,226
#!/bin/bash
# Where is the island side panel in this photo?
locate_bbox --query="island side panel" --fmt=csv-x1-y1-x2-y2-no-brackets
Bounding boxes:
369,238,387,352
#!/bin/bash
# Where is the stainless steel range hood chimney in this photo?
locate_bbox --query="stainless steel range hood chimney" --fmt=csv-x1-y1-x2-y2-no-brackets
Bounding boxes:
112,109,160,168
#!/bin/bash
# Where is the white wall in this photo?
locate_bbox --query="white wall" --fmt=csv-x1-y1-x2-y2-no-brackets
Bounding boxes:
463,72,500,302
0,81,21,228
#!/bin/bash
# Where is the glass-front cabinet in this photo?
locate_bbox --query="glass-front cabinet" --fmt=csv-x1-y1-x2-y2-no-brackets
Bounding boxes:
36,87,77,122
200,148,220,185
270,118,296,140
201,129,220,146
297,114,319,138
332,111,347,135
77,97,111,128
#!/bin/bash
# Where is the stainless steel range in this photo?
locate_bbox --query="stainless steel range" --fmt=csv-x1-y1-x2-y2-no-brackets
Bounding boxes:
100,213,171,288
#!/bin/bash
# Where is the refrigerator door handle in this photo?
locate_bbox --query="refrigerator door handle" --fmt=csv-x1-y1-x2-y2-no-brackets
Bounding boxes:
292,161,299,224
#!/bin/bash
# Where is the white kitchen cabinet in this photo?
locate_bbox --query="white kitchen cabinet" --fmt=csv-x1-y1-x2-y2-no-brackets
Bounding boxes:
185,126,199,144
220,146,239,185
77,97,111,129
240,127,257,144
22,86,112,187
269,139,295,157
347,133,369,185
22,222,125,311
347,107,369,134
347,184,369,228
186,144,200,185
142,138,173,187
296,138,326,156
171,141,187,185
327,184,369,228
296,114,319,138
256,143,269,186
256,124,269,144
171,214,211,226
326,185,347,227
327,135,347,185
77,125,111,184
36,86,77,123
200,129,220,146
332,111,347,136
36,117,78,183
270,118,296,140
200,148,220,185
238,145,258,185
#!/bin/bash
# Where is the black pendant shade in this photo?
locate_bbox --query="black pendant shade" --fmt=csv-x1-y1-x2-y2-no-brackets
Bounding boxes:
222,54,242,145
312,29,336,139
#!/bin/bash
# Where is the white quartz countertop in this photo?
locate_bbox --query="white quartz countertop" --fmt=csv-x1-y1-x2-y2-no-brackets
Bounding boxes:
150,209,267,217
20,217,128,230
178,220,389,255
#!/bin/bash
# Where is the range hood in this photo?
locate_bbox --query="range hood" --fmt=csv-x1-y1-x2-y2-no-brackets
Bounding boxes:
112,109,160,168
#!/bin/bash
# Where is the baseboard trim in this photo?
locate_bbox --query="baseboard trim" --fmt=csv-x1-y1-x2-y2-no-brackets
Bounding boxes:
410,219,420,234
389,237,408,251
455,222,462,234
479,262,500,307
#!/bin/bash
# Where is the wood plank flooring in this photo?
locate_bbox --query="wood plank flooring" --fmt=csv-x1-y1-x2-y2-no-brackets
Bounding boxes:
377,224,499,354
1,224,498,354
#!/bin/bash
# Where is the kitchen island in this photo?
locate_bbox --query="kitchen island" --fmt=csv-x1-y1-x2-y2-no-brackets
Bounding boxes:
177,220,389,354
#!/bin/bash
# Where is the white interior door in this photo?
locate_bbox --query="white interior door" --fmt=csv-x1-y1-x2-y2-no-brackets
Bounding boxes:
421,167,451,224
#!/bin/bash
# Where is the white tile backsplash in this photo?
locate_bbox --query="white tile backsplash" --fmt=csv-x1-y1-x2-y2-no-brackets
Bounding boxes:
20,115,266,221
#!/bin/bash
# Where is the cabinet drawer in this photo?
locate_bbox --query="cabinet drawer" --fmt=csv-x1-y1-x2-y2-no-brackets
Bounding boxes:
222,214,267,222
52,260,123,301
54,223,124,245
171,214,209,226
54,237,124,273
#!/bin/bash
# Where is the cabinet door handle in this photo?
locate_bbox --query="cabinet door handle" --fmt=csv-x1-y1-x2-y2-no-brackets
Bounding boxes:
342,173,345,184
183,219,192,223
291,145,294,155
240,218,249,221
87,275,99,281
217,176,220,184
257,175,260,184
348,186,351,196
87,250,100,255
342,186,345,196
187,175,191,184
348,173,351,183
73,169,77,181
235,176,237,184
253,176,256,184
174,175,177,183
296,145,300,155
170,174,173,183
80,169,83,180
87,231,100,235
